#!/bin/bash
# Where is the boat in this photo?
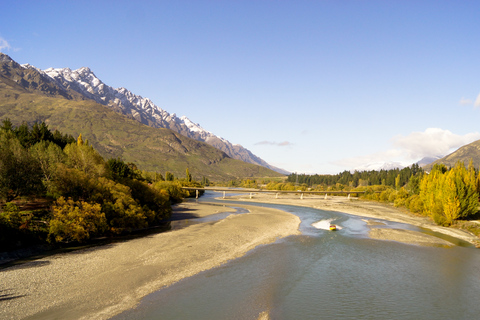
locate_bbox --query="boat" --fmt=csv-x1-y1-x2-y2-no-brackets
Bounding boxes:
329,224,337,231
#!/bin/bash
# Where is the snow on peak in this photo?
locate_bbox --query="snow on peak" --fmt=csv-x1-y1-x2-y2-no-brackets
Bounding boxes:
179,116,230,143
180,116,208,133
353,162,405,172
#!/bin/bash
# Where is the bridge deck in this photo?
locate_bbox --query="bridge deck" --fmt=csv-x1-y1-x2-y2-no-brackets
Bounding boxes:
181,187,366,195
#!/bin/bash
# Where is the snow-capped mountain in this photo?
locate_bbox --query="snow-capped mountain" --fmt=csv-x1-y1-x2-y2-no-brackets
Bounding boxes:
353,161,405,172
21,64,288,174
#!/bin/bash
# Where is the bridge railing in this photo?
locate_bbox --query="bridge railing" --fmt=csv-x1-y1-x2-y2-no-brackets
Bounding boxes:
181,187,368,200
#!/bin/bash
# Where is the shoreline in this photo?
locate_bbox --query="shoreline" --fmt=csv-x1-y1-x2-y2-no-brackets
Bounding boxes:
2,193,478,319
0,202,300,320
221,193,480,247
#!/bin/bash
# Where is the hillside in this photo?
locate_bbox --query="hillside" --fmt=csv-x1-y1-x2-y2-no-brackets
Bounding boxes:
15,54,288,174
0,55,283,181
423,140,480,171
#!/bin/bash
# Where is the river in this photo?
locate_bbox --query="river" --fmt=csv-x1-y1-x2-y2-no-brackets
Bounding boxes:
113,192,480,320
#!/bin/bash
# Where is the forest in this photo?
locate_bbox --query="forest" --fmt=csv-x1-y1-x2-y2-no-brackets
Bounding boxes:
286,165,423,189
0,119,201,251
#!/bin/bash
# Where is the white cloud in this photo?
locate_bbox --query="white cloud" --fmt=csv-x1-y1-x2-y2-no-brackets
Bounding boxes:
392,128,480,159
333,128,480,170
0,37,11,51
333,149,404,169
459,97,472,105
475,93,480,108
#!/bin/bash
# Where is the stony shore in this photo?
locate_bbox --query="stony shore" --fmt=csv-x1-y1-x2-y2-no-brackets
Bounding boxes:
0,202,300,320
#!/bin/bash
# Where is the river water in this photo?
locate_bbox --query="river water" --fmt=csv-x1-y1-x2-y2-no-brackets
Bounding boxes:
114,193,480,320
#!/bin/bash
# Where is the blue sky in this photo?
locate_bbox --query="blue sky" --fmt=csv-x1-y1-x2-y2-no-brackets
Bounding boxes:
2,1,480,174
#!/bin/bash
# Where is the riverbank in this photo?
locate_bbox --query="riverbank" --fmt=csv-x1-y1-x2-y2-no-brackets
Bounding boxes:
222,193,480,247
0,202,300,320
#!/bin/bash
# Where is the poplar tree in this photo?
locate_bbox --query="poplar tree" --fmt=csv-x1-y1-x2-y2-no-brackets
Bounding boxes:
77,133,84,146
419,162,479,225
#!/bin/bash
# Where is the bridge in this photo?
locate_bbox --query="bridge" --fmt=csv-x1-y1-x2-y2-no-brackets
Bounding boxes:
181,187,367,200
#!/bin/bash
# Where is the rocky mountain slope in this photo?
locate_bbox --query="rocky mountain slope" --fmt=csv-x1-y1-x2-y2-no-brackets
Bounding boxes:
0,53,284,180
20,61,288,174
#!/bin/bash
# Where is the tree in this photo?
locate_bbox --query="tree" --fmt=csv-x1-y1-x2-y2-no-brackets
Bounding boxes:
202,176,210,186
406,174,422,195
30,141,65,191
49,197,107,243
30,122,53,145
14,122,31,147
107,158,137,180
419,166,445,222
0,134,42,201
77,133,84,146
0,118,14,132
395,174,401,190
419,162,478,225
64,142,105,177
186,168,192,182
165,171,174,181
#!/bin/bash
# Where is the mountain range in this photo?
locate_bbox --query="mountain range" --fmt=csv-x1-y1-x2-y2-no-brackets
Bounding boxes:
0,52,284,181
20,62,288,175
3,52,478,176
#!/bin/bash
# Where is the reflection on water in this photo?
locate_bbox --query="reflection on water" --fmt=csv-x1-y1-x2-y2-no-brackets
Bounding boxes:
114,194,480,320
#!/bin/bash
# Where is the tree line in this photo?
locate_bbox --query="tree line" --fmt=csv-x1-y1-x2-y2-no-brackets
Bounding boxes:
0,119,201,250
287,164,423,189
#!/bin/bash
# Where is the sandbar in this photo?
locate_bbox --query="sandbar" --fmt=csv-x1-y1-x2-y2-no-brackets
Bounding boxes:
222,192,480,247
0,202,300,320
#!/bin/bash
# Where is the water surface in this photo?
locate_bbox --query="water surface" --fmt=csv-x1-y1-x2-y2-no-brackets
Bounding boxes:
114,193,480,320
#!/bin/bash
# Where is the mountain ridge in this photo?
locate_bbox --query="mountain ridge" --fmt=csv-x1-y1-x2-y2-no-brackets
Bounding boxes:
0,52,284,181
20,62,289,174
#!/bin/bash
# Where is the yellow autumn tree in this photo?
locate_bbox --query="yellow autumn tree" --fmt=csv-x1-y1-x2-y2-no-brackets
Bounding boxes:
419,164,446,220
49,197,107,243
442,169,461,225
77,133,84,146
419,162,479,225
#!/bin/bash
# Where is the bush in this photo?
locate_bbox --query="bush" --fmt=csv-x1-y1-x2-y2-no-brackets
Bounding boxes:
388,191,397,202
407,195,424,214
49,197,107,243
0,202,22,228
153,181,188,204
